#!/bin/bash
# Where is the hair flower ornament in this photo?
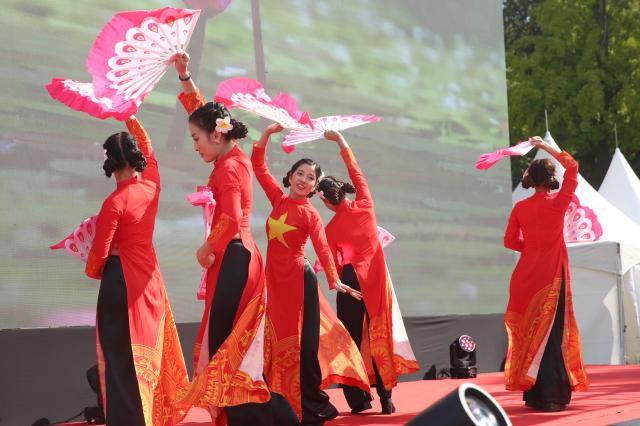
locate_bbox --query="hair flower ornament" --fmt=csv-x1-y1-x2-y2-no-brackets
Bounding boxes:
215,116,233,134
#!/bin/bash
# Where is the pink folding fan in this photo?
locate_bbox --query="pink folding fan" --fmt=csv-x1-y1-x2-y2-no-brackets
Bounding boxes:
187,186,216,300
214,77,314,130
88,7,201,100
50,215,98,262
45,78,138,121
475,140,535,170
564,194,603,243
46,7,200,120
282,115,383,153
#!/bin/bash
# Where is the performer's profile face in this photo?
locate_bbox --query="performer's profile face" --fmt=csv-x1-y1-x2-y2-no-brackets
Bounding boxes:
189,122,224,163
289,163,318,198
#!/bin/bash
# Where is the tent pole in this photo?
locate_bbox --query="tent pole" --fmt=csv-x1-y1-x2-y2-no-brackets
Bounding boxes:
544,109,549,133
616,242,626,364
614,123,619,149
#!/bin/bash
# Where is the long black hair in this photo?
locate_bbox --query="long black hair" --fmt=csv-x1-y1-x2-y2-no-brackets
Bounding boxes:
188,101,248,141
317,176,356,205
282,158,323,198
102,132,147,178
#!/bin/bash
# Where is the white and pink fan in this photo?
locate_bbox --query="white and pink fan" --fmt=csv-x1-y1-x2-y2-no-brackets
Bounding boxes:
45,78,138,121
214,77,314,130
314,226,395,273
46,7,200,120
88,7,201,101
564,194,603,243
282,115,383,154
50,215,98,262
187,186,216,300
377,226,396,247
475,140,535,170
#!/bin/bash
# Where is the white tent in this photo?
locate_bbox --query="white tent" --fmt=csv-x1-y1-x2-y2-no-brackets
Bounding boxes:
512,132,640,364
598,147,640,364
599,147,640,226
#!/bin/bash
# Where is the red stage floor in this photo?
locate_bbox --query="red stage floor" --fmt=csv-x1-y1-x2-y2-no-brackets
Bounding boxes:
62,365,640,425
178,365,640,426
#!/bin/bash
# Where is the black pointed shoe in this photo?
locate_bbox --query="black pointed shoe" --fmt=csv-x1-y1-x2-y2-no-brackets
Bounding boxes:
381,398,396,415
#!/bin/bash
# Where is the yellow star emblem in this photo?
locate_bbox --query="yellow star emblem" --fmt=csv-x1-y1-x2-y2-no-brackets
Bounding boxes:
267,212,297,248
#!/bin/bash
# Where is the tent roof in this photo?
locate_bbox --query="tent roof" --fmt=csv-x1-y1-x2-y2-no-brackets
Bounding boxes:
599,147,640,226
512,132,640,273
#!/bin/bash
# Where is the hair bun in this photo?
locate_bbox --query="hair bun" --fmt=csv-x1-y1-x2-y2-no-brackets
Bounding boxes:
340,182,356,194
522,159,558,190
213,102,229,116
227,119,248,140
102,131,147,178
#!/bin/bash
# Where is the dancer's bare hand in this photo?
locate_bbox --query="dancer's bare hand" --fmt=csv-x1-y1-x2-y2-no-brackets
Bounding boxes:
529,136,545,148
324,130,349,150
324,130,343,142
265,123,284,135
196,242,215,268
173,52,190,78
334,281,363,300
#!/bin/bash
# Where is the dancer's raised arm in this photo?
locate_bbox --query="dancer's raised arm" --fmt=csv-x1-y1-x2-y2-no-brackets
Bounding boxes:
126,116,159,186
324,130,372,207
174,52,205,114
251,124,285,205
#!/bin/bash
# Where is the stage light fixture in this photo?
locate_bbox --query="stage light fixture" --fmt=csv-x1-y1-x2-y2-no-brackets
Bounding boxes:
450,334,477,378
406,382,511,426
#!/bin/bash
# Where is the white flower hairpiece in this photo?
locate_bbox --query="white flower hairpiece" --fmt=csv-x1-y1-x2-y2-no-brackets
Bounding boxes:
215,116,233,134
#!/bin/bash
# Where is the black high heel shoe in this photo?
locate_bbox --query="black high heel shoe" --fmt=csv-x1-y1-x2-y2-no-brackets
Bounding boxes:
381,398,396,415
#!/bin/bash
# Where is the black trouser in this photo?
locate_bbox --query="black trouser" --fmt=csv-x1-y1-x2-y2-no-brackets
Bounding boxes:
97,256,145,426
208,240,273,426
523,271,572,406
300,262,336,424
337,264,391,408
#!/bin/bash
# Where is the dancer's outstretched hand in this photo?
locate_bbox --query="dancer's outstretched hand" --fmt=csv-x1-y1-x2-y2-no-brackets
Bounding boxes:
529,136,545,148
265,123,284,135
324,130,343,142
530,135,561,156
334,280,363,300
324,130,349,150
173,52,190,78
196,241,215,268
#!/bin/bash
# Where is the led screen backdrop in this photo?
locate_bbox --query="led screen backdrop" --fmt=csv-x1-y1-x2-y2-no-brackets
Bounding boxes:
0,0,513,328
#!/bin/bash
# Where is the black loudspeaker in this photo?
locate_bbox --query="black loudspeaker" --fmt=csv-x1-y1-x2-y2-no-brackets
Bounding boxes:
406,383,511,426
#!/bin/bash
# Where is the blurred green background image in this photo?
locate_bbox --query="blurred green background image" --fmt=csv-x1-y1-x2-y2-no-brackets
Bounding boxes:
0,0,514,328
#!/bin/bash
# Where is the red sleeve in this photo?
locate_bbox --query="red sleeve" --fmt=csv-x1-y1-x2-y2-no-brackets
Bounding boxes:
309,209,340,288
341,148,372,207
553,151,579,211
85,197,122,279
504,207,524,252
206,165,243,252
126,117,159,187
251,143,284,205
178,89,206,115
